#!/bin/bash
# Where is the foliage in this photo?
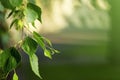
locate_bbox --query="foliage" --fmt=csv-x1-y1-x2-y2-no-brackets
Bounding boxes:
0,0,59,79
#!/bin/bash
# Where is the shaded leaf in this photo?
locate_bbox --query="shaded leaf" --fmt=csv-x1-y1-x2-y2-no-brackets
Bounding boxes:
9,0,23,7
31,22,35,28
28,0,36,4
10,47,21,64
0,49,10,68
29,54,42,79
0,2,4,12
24,7,38,23
1,0,14,9
33,31,45,49
27,3,42,22
0,47,21,74
44,49,52,59
10,19,18,29
22,36,38,56
7,8,16,18
4,56,17,73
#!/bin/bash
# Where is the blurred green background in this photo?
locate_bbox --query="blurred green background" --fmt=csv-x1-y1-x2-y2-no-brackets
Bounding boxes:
1,0,120,80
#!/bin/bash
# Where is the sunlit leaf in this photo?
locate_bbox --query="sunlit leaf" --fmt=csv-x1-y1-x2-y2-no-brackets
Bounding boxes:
27,3,42,22
33,31,45,49
50,48,60,55
17,20,24,30
13,72,18,80
44,49,52,59
24,7,38,23
22,36,38,56
10,19,23,30
9,0,23,7
29,54,42,79
53,49,60,54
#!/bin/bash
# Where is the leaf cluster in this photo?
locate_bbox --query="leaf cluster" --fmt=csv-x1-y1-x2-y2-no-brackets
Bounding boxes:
0,0,59,80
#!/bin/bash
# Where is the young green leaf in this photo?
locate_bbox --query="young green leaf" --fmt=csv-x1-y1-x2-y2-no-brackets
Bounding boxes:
53,49,60,54
22,36,38,56
16,20,24,30
27,3,42,22
33,31,45,49
44,49,52,59
9,0,23,7
24,7,38,23
13,72,18,80
29,54,42,79
10,19,23,30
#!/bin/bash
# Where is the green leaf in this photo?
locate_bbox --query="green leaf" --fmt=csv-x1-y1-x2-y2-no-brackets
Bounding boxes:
10,47,21,64
28,0,36,4
22,36,42,79
13,72,18,80
4,56,17,73
24,7,38,23
50,48,60,55
0,47,21,74
33,31,45,49
27,3,42,22
44,49,52,59
17,20,24,30
7,8,16,18
29,54,42,79
1,0,15,9
0,49,10,68
0,2,4,12
31,22,35,28
22,36,38,56
53,49,60,54
43,37,52,47
10,19,23,30
9,0,23,7
10,19,18,29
